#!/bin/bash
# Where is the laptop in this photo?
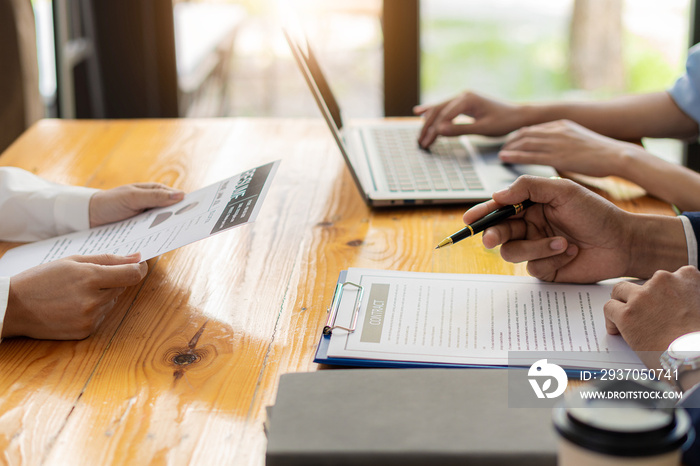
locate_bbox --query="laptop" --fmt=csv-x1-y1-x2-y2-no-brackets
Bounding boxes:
284,29,556,207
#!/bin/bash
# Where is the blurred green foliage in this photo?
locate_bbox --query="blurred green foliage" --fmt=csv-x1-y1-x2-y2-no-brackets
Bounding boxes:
421,18,571,102
625,34,684,93
421,17,684,103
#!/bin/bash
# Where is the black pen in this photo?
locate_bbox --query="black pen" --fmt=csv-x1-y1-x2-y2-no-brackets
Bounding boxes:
435,199,535,249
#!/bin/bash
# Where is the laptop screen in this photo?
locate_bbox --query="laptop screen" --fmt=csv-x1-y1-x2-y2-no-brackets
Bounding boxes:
284,28,370,205
284,29,343,132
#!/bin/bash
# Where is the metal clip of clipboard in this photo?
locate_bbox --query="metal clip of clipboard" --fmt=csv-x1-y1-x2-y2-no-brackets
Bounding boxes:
323,281,364,335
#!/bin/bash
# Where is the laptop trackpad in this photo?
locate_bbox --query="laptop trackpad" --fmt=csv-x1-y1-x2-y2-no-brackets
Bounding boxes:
479,145,557,177
477,147,557,191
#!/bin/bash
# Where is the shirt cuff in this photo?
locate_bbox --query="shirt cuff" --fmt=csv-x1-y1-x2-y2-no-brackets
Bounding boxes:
54,187,100,235
683,380,700,400
681,215,698,268
0,276,10,342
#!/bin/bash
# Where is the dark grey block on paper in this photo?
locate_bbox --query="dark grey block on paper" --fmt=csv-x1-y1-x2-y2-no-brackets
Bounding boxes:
265,369,557,466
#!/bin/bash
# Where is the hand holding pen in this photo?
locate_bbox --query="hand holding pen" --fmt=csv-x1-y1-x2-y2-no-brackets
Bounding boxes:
436,199,535,249
440,175,684,284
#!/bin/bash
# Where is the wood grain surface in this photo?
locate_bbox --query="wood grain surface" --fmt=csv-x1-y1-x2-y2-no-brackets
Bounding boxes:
0,119,675,465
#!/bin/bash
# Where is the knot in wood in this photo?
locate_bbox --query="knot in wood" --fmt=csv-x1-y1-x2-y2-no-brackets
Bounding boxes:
173,352,199,366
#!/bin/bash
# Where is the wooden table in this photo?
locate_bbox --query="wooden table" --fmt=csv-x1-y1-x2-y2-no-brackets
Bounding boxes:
0,119,674,465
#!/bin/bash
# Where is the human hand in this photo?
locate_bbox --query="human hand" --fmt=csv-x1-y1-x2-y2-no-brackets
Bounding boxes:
414,91,521,148
463,176,687,283
2,254,148,340
89,183,185,228
604,266,700,359
498,119,634,177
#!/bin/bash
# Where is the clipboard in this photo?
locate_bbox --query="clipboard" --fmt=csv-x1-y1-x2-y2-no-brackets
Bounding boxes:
313,270,613,376
314,270,506,369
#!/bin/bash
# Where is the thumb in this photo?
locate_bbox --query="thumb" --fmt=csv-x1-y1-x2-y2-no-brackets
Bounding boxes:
413,104,428,115
69,253,142,266
603,299,623,335
491,175,581,208
463,199,503,225
463,176,577,225
132,185,185,209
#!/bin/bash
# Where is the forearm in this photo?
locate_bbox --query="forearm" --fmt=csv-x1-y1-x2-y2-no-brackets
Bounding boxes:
518,92,698,140
626,214,688,279
619,146,700,211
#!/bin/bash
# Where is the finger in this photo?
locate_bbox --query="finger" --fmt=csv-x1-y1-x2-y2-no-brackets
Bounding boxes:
413,104,429,115
499,236,569,263
432,98,472,135
505,124,553,145
129,182,178,190
419,125,438,149
70,253,142,266
502,134,552,152
603,299,624,335
419,101,449,145
421,99,468,147
525,244,579,282
491,175,583,208
502,126,556,145
418,118,434,148
462,199,503,224
481,219,528,249
610,281,640,303
132,185,185,207
92,261,148,289
421,100,450,128
504,127,524,144
435,99,497,137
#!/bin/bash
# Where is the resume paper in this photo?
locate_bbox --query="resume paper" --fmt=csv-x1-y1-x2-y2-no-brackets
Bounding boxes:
0,161,279,276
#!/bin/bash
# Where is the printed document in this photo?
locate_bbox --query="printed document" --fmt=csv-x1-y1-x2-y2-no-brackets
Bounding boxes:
326,268,642,369
0,161,279,276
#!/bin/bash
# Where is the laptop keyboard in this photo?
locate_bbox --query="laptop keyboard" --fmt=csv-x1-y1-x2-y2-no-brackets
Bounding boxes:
370,128,484,192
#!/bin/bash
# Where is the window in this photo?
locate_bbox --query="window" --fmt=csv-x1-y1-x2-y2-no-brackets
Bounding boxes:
421,0,690,103
420,0,691,162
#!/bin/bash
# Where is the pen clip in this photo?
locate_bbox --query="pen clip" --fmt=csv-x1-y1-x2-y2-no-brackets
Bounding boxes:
323,281,364,335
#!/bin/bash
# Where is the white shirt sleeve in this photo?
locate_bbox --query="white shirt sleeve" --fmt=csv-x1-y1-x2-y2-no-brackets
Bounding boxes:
0,167,99,241
680,215,698,268
0,167,99,340
0,277,9,340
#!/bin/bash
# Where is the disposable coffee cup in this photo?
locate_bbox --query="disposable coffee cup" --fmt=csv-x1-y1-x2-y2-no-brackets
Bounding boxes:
553,379,693,466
